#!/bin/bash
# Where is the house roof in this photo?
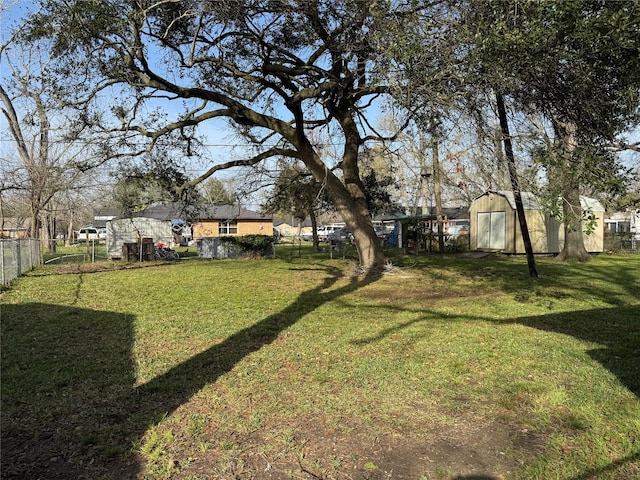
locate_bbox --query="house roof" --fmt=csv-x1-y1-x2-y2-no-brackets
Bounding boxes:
382,206,470,222
197,204,272,221
133,203,185,221
273,216,312,228
0,217,30,230
93,208,121,218
133,203,272,222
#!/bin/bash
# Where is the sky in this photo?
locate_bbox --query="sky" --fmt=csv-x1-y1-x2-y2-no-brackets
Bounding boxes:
1,0,638,209
0,0,256,175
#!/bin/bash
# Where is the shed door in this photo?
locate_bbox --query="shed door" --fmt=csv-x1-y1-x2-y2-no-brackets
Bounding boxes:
477,211,506,250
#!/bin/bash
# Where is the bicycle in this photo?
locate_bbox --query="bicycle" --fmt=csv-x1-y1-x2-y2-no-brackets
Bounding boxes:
154,243,179,261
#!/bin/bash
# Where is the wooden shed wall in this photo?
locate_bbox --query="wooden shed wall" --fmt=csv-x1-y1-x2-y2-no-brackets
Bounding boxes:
469,193,516,252
513,211,560,254
470,193,604,254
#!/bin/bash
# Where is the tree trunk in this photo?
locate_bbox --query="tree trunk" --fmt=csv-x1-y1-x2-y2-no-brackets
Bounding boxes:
299,111,386,272
496,93,538,277
555,179,591,262
432,136,445,253
551,116,590,262
66,215,75,247
309,210,320,253
419,133,429,216
332,176,386,272
29,205,40,239
297,154,385,271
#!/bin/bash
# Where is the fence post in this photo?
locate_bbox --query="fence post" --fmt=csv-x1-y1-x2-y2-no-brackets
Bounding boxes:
1,241,5,286
16,239,22,277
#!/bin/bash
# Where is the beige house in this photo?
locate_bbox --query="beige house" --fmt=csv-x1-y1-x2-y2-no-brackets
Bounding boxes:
1,217,30,239
108,203,273,249
469,191,604,254
192,205,273,240
273,217,312,238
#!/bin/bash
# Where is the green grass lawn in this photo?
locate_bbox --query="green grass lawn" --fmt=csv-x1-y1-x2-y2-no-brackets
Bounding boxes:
1,252,639,479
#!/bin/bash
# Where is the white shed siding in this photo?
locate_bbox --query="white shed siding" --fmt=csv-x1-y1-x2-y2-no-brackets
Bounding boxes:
106,217,174,258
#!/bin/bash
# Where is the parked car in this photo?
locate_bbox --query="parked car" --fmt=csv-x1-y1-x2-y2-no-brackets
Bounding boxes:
76,227,100,242
374,225,391,239
301,224,346,242
317,224,345,242
327,227,352,243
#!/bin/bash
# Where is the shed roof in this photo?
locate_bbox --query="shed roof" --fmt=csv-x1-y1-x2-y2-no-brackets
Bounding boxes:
579,196,605,212
495,191,544,210
478,191,604,212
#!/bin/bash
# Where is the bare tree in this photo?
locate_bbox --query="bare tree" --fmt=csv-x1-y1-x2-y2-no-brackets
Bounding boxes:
1,30,99,248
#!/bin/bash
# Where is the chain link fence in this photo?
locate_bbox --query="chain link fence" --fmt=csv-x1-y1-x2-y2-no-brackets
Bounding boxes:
1,239,42,287
604,232,640,253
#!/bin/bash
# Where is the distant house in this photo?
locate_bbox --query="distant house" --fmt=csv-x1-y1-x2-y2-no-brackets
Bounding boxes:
382,207,470,249
604,210,639,235
273,217,312,238
0,217,30,239
469,191,604,254
105,203,273,258
192,204,273,240
604,210,640,252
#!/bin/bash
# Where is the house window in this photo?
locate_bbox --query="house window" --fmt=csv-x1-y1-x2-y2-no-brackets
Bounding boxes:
219,221,238,235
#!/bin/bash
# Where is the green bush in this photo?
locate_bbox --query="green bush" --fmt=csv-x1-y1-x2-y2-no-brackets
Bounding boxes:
220,235,274,257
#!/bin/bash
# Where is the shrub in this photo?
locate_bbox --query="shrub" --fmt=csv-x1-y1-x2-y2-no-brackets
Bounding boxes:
220,235,274,257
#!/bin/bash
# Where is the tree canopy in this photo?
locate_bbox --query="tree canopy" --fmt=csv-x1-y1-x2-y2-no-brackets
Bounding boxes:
7,0,638,264
27,0,429,269
457,0,640,260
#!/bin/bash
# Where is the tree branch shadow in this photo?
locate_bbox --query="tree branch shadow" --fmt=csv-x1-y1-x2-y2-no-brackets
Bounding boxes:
1,265,381,479
511,305,640,396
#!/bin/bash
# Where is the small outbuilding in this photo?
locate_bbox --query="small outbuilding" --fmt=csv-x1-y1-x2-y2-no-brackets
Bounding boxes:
106,217,174,259
469,191,604,254
273,217,312,239
382,207,470,250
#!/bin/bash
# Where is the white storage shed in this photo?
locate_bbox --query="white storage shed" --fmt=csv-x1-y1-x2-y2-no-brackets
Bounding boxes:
106,217,174,259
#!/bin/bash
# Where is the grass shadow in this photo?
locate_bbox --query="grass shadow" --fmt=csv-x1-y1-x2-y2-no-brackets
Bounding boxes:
509,305,640,396
1,303,137,479
1,266,381,479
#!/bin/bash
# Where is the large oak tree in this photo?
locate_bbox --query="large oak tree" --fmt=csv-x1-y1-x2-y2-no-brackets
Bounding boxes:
29,0,429,271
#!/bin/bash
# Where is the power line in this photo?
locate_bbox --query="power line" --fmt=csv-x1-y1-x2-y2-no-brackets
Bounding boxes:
0,138,350,147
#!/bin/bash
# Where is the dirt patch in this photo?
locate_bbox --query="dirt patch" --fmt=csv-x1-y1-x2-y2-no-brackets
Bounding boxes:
44,261,164,275
176,416,529,480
